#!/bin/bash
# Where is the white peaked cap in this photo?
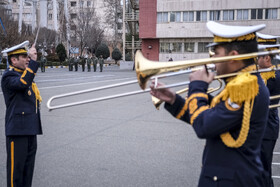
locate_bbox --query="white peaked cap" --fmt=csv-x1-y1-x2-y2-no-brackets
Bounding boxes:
258,44,280,50
206,21,266,47
1,41,29,55
207,21,265,38
257,32,280,39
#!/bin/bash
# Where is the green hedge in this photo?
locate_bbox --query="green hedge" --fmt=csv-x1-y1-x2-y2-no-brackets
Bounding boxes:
0,63,7,69
45,61,69,66
0,61,68,69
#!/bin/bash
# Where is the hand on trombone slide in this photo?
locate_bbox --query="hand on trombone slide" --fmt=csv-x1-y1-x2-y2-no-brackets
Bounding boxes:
150,81,176,105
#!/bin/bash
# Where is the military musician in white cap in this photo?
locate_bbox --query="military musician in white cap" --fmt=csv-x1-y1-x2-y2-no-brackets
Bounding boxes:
150,21,270,186
1,41,43,187
257,35,280,187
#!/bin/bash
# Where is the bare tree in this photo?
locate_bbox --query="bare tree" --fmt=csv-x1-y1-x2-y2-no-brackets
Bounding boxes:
70,5,104,56
58,0,67,44
103,0,122,47
36,27,57,52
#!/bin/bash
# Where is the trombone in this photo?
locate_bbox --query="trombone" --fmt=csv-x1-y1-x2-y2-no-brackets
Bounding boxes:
152,79,223,110
46,68,204,111
269,95,280,109
135,49,280,90
47,49,280,111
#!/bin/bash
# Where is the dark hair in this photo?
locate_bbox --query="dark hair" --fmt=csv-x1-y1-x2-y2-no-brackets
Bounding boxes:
217,39,258,66
8,54,20,65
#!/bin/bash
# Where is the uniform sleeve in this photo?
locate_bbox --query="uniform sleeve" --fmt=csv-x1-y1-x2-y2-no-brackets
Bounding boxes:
164,81,210,123
165,80,243,139
267,72,280,105
2,59,39,91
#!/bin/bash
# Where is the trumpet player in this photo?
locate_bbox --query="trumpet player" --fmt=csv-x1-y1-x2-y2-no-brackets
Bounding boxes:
257,38,280,187
150,21,269,187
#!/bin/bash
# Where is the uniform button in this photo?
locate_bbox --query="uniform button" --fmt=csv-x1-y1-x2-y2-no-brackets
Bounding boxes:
213,176,218,181
22,112,24,115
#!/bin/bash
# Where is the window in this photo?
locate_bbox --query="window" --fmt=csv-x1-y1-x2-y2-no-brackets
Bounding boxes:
198,42,209,53
163,13,168,22
237,9,248,20
170,43,182,53
183,11,194,22
265,8,277,19
70,14,77,19
184,42,195,52
48,14,52,20
13,0,16,2
210,10,220,21
175,12,181,22
251,9,263,19
23,13,32,20
6,10,12,16
48,3,53,9
170,12,181,22
70,1,77,7
160,43,170,53
196,11,207,21
157,12,168,23
80,1,84,7
13,13,19,20
25,2,32,6
117,23,122,30
157,13,162,23
170,12,175,22
87,1,91,7
70,25,76,30
223,10,234,20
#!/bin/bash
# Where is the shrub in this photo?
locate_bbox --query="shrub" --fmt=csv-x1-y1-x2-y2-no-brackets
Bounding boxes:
112,48,122,64
56,43,67,63
95,43,110,59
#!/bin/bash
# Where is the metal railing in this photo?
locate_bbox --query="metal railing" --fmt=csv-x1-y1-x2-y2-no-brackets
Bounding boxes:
125,12,139,21
125,41,141,49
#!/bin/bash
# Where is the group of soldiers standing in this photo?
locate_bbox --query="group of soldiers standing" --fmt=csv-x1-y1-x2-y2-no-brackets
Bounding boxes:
68,55,104,72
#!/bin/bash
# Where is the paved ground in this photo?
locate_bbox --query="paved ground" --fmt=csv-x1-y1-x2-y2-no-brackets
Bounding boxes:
0,66,279,186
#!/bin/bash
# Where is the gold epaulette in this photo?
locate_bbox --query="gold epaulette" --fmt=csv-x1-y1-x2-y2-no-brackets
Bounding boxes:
211,72,259,148
260,66,276,84
222,73,259,103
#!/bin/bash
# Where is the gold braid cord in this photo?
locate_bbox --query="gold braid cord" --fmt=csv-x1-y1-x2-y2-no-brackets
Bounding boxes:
220,99,254,148
211,72,259,148
260,66,276,85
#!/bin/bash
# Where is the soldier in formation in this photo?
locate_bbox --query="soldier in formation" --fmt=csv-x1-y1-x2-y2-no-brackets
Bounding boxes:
86,55,92,72
99,55,104,72
40,55,46,72
74,56,79,71
81,56,86,72
92,54,98,72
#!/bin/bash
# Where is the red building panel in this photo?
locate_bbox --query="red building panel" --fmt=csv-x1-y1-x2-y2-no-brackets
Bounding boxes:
139,0,157,38
141,39,159,61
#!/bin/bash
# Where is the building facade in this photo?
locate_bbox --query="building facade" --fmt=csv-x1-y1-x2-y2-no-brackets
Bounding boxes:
139,0,280,61
5,0,120,37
